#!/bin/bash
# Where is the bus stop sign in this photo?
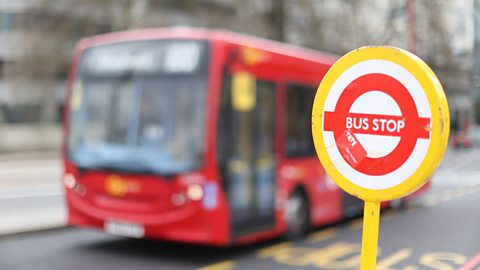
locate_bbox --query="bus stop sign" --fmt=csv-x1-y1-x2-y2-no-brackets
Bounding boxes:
312,46,449,202
313,46,450,270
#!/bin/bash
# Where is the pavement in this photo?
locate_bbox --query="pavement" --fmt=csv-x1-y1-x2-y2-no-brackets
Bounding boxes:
0,151,65,235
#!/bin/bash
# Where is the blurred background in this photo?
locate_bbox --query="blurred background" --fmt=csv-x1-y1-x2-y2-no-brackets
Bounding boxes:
0,0,475,138
0,1,480,270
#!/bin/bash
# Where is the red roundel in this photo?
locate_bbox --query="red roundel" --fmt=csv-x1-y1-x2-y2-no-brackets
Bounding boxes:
323,73,431,176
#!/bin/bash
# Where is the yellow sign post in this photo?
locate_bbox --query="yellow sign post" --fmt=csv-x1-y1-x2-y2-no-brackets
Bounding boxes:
360,201,380,269
312,46,449,269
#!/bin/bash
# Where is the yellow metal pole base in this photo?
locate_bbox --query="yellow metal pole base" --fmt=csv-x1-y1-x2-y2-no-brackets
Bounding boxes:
360,201,381,270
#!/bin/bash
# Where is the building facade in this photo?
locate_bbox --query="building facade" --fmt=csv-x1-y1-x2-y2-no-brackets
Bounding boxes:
0,0,476,127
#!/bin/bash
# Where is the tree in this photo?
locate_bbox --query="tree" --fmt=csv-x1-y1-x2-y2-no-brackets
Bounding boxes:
282,0,406,54
6,0,154,122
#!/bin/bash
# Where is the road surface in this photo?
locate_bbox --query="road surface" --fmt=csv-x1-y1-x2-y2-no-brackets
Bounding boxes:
0,148,479,270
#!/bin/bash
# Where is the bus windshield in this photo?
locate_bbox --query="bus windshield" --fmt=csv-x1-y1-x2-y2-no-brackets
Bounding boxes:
68,40,209,175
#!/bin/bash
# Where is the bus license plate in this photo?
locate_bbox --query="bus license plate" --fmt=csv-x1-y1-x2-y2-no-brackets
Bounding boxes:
105,220,144,238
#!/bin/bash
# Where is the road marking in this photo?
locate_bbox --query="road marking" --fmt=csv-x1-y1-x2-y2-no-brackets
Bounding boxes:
257,239,472,269
307,228,338,243
454,188,467,198
197,260,237,270
440,197,452,203
433,169,480,187
260,242,362,268
441,190,454,202
459,251,480,270
443,189,454,197
381,210,396,221
404,206,418,214
423,196,438,207
257,242,291,258
467,188,478,194
420,252,466,270
258,245,317,266
308,242,361,269
419,185,480,208
438,149,480,172
347,218,363,231
376,249,412,270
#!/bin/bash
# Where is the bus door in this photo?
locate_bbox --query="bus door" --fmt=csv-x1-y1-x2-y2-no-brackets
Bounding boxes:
218,71,276,237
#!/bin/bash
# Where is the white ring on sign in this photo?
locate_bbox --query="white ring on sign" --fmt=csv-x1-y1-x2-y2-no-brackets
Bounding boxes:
322,59,432,190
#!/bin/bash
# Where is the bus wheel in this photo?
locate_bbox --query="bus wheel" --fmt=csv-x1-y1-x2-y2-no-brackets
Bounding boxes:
285,189,309,239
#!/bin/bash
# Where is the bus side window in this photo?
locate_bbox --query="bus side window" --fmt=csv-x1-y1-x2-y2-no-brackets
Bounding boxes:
285,84,316,157
218,74,230,154
217,74,232,187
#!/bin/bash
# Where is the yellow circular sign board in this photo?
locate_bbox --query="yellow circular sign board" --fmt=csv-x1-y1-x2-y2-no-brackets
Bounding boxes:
312,46,449,202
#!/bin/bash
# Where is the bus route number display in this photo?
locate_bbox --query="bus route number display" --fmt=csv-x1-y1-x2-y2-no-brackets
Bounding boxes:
311,46,449,270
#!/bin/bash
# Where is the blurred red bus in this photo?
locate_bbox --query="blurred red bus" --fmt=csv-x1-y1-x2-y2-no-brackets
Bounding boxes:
63,27,429,246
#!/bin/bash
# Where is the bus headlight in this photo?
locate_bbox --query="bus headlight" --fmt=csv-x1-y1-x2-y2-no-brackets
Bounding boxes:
64,173,76,189
186,184,203,201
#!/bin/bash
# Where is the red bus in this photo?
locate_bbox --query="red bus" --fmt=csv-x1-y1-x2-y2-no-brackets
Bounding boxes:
63,27,428,246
